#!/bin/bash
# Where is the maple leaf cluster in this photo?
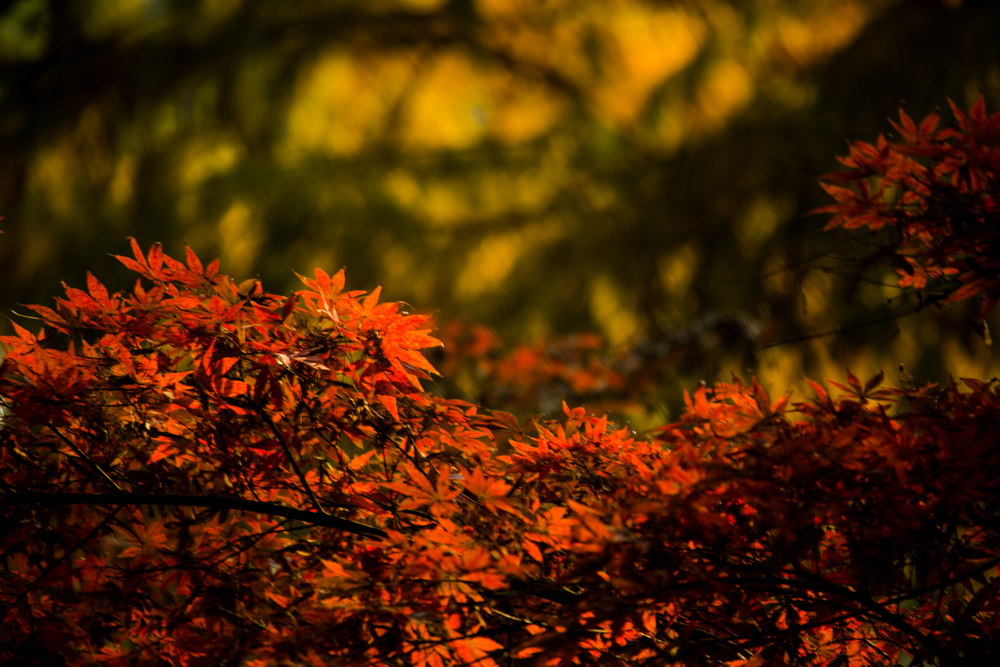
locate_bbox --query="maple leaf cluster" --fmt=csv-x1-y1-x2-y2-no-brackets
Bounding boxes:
1,98,1000,667
431,319,628,414
816,95,1000,326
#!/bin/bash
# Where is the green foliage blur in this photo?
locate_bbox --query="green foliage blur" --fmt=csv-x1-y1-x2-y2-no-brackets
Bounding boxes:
1,0,998,415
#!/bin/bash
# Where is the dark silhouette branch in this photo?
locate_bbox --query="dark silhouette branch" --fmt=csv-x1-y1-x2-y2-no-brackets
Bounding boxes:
761,304,921,349
1,491,388,539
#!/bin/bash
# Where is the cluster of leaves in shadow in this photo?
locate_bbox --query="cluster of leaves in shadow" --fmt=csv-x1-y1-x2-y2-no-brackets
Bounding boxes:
1,99,1000,666
431,312,762,420
818,94,1000,334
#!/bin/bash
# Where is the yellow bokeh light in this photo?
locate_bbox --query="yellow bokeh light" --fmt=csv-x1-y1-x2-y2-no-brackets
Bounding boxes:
177,136,242,222
691,59,754,132
487,71,565,142
942,336,1000,383
402,51,490,150
656,243,702,326
590,274,639,347
592,7,706,125
384,170,422,208
757,346,804,400
217,201,261,279
110,155,137,207
768,3,867,70
734,196,791,257
457,231,524,299
797,270,835,327
659,243,700,298
284,50,418,158
28,142,75,218
476,0,536,20
455,218,564,301
181,138,240,189
381,243,433,305
421,182,473,228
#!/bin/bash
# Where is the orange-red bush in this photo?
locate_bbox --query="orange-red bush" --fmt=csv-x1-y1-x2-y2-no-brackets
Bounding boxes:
2,98,1000,666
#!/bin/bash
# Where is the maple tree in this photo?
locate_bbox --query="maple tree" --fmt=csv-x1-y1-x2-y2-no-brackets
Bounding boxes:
1,98,1000,667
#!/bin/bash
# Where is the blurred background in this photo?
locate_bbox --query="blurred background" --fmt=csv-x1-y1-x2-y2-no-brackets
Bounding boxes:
1,0,998,420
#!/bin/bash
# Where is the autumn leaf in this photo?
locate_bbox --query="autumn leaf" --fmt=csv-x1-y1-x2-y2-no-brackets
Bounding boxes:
117,518,171,559
382,463,461,516
452,636,503,664
457,465,521,517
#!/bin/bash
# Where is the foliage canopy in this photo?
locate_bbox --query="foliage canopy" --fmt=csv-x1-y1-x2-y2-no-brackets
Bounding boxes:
2,100,1000,666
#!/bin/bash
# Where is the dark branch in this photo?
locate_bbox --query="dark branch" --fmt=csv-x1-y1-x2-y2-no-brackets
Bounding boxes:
1,491,388,539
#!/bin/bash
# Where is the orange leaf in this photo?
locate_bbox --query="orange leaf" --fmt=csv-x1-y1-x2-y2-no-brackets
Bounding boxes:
752,377,771,417
452,636,503,664
376,394,400,421
185,245,204,275
523,540,543,563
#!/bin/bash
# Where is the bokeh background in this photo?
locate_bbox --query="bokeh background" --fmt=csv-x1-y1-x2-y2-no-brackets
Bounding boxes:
2,0,998,419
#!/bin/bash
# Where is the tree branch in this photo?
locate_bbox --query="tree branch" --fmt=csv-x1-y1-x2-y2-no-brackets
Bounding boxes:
1,491,387,539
